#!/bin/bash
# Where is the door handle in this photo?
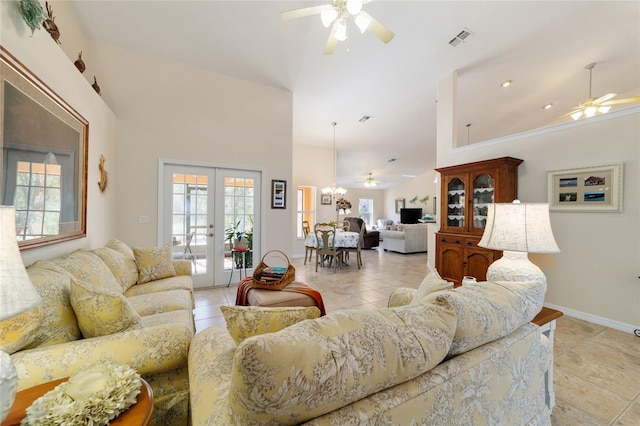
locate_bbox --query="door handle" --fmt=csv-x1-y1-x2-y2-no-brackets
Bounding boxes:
207,232,214,237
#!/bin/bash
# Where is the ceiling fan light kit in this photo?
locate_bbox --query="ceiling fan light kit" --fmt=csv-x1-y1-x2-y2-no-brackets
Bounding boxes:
560,62,640,121
282,0,394,55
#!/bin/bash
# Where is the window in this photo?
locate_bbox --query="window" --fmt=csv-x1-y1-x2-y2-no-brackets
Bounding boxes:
359,198,373,228
14,161,61,239
297,186,315,238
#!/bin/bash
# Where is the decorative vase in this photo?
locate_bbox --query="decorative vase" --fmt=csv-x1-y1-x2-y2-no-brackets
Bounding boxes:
74,51,85,73
233,238,248,250
42,2,61,44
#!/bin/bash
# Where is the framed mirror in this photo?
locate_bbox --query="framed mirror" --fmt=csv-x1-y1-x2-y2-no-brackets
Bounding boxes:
1,47,88,250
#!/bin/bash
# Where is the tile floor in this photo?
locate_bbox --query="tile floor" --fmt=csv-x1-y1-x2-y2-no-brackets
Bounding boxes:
193,248,640,425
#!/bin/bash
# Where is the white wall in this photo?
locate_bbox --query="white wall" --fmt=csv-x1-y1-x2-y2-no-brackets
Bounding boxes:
382,170,439,223
86,43,293,254
2,0,119,266
437,72,640,332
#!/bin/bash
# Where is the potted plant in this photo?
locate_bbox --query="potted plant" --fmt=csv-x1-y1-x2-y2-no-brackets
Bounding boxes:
225,220,247,250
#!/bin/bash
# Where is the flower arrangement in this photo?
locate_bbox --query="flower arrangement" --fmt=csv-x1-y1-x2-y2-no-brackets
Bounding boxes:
23,363,141,426
336,197,352,212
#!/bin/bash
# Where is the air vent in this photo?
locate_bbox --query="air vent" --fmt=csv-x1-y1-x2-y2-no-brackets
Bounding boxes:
449,29,474,47
358,115,372,123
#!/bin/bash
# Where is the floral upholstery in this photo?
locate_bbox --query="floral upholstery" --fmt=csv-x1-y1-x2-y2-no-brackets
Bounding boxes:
0,306,44,354
220,305,321,345
189,280,552,425
7,239,195,426
132,244,177,284
410,269,454,304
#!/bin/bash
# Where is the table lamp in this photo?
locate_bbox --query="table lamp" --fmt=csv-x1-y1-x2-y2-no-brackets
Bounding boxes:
0,205,42,421
478,200,560,286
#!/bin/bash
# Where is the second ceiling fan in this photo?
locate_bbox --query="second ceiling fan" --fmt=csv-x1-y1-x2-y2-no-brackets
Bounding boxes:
281,0,395,55
558,62,640,121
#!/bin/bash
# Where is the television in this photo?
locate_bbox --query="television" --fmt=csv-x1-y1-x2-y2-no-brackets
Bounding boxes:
400,208,422,224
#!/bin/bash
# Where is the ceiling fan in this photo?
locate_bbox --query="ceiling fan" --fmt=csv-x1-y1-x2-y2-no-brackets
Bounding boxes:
558,62,640,121
361,172,381,188
281,0,395,55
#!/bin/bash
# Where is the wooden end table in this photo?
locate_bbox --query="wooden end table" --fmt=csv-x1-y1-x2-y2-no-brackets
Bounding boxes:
2,377,153,426
532,306,563,411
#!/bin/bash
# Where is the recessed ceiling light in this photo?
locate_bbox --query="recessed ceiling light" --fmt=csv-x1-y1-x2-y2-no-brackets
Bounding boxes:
543,103,553,110
500,80,512,88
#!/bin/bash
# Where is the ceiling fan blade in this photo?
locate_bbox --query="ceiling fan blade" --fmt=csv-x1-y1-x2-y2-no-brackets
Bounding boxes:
593,93,617,104
281,5,326,21
600,96,640,106
554,109,582,120
323,21,339,55
363,12,395,44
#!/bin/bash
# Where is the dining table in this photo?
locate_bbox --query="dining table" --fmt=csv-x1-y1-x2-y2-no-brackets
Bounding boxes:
304,230,360,249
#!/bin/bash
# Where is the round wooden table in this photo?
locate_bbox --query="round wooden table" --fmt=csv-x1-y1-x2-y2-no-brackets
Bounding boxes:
2,377,153,426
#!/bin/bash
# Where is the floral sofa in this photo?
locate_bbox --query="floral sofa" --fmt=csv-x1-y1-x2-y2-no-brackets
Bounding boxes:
379,222,429,253
0,239,194,426
188,273,552,425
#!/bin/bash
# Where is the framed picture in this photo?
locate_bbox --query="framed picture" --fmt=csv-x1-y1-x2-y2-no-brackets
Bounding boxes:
321,193,332,205
1,47,89,250
271,179,286,209
395,198,405,213
547,163,623,212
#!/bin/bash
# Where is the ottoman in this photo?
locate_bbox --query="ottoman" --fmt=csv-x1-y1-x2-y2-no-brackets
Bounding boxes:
235,277,326,315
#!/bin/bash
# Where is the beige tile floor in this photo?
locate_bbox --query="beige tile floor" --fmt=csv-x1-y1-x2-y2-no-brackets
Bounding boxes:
193,248,640,425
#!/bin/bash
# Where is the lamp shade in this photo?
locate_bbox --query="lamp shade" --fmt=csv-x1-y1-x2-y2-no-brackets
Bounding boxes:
478,201,560,253
0,206,42,321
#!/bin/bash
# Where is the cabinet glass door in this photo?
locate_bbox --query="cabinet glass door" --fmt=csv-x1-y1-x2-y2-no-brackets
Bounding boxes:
447,177,465,228
472,174,495,231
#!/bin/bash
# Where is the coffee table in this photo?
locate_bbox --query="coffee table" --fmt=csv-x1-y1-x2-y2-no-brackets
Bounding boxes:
2,377,153,426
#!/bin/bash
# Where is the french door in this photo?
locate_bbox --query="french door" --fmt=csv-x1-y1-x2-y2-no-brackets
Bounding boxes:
160,162,261,288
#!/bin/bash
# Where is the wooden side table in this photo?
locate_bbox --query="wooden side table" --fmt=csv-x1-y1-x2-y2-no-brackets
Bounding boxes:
531,306,563,411
2,377,153,426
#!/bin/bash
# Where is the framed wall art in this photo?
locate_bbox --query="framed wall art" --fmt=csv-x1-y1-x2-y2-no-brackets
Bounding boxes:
271,179,286,209
1,47,89,250
547,163,623,212
321,193,332,205
395,198,405,213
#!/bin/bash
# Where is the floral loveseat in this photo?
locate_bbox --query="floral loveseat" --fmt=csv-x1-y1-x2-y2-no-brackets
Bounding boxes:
0,239,194,426
188,273,552,425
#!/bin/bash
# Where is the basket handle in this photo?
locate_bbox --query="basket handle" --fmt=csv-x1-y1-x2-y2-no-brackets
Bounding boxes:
260,250,291,266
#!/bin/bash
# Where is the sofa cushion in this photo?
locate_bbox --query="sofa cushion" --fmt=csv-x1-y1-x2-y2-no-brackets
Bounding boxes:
220,305,321,345
127,289,194,316
70,278,143,338
0,306,44,354
124,275,193,297
229,300,456,424
132,245,177,284
93,247,139,291
411,269,453,305
425,280,545,356
106,238,136,260
24,261,81,348
49,249,123,294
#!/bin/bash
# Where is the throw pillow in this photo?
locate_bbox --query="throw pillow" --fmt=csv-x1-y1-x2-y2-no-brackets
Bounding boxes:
70,278,143,338
132,245,177,284
93,247,139,291
220,305,321,345
105,238,135,260
410,269,453,305
0,306,44,354
229,301,456,424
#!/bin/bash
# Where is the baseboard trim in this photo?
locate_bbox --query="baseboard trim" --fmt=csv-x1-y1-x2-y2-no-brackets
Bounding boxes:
544,302,640,335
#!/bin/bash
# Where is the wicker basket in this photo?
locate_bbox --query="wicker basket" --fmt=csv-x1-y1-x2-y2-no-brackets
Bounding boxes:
252,250,295,290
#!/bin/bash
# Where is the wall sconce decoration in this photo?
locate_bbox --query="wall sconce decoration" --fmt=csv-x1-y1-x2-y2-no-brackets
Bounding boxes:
98,154,108,192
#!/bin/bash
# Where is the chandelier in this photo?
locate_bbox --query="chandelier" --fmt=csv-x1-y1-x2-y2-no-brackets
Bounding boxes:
322,122,347,198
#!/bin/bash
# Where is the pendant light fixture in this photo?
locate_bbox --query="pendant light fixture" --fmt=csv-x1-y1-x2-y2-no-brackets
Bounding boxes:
322,122,347,199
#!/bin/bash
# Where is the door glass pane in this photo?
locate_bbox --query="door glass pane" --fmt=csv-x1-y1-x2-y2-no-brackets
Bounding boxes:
224,177,255,271
472,174,495,229
171,172,208,274
447,177,465,228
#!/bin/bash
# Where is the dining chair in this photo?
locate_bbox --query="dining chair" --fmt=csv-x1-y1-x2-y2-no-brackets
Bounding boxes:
302,220,315,265
314,223,344,273
342,222,365,269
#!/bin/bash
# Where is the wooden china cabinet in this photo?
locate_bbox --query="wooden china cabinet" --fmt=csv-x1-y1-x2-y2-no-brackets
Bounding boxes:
435,157,523,287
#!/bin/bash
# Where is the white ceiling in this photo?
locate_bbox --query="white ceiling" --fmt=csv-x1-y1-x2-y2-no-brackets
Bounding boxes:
69,1,640,189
